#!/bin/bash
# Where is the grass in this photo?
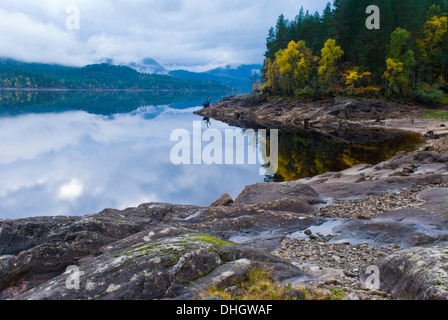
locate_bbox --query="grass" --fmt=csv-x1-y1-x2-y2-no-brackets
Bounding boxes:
185,233,237,247
199,267,346,301
420,110,448,121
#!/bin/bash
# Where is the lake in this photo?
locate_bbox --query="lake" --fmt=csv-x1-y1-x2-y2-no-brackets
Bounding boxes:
0,90,423,219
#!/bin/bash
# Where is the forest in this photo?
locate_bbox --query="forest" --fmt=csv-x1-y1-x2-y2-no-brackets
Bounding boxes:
261,0,448,105
0,60,231,91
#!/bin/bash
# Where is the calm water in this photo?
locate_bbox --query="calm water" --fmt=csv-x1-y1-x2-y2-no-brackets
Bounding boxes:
0,90,423,219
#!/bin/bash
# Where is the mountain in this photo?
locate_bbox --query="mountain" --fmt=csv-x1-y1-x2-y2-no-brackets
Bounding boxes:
169,64,262,93
128,58,167,75
0,59,230,91
207,64,262,79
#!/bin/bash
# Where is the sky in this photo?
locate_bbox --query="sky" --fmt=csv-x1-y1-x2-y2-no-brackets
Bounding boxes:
0,0,329,71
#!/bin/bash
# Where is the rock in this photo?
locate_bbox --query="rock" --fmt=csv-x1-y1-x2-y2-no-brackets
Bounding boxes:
328,98,392,122
376,242,448,300
195,95,423,145
325,278,343,286
281,289,306,300
0,200,320,299
234,182,324,213
12,232,306,300
344,271,358,278
345,293,360,300
210,193,234,207
304,229,312,236
202,296,224,300
370,289,389,298
225,286,244,297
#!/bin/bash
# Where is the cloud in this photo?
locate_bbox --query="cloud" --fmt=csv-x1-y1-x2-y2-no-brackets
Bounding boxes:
0,105,266,218
0,0,328,70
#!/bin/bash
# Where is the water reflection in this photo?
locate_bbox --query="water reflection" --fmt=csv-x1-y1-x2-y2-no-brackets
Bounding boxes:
266,129,424,182
0,90,424,219
0,105,263,219
0,89,231,116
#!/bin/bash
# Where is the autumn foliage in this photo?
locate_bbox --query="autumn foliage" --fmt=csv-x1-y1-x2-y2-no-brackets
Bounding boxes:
261,0,448,104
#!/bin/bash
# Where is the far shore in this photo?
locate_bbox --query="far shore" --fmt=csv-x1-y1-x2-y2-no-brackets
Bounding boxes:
0,87,234,93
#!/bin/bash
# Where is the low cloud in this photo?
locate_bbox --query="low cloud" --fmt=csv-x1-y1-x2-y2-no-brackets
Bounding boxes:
0,0,327,70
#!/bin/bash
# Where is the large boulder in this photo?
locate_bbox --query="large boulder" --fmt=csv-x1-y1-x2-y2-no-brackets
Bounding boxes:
376,242,448,300
13,229,305,300
234,181,324,213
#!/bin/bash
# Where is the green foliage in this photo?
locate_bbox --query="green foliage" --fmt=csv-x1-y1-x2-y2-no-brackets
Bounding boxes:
415,84,445,104
261,0,448,102
318,39,344,90
420,110,448,120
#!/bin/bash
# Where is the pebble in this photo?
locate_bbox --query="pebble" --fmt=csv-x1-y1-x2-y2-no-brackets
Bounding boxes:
309,185,448,220
273,237,400,301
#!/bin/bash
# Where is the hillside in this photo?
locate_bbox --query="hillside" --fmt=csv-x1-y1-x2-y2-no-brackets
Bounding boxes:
169,64,262,93
261,0,448,105
0,59,231,91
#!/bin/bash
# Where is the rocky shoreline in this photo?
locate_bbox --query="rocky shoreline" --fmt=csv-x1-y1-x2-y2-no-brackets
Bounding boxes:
1,94,448,300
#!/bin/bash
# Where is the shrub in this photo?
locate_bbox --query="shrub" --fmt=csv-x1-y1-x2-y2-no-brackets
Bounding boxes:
416,85,445,105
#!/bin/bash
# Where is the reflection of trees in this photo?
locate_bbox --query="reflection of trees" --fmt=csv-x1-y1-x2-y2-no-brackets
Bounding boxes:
0,90,228,116
265,129,423,182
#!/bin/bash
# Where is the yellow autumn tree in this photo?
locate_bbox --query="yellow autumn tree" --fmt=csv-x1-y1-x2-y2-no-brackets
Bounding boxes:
261,58,280,93
318,39,344,92
382,27,416,94
275,40,316,95
416,15,448,83
345,68,372,89
294,41,316,89
383,58,407,94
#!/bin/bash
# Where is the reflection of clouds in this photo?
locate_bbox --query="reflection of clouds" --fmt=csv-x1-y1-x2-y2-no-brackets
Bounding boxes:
0,107,263,219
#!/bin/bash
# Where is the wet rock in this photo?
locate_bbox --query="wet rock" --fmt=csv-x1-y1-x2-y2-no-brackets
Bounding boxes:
376,242,448,300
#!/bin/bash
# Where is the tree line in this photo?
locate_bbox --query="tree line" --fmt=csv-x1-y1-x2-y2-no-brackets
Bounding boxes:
261,0,448,105
0,62,231,91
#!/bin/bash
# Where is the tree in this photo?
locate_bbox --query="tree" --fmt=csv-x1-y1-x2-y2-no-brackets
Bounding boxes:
416,15,448,83
345,67,372,89
318,39,344,90
383,27,415,91
383,58,406,94
262,58,280,94
274,40,317,95
276,42,298,95
266,15,290,60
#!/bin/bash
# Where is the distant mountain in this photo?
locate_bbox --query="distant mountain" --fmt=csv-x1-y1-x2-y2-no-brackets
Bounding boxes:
128,58,167,75
207,64,262,79
169,64,263,93
0,59,230,91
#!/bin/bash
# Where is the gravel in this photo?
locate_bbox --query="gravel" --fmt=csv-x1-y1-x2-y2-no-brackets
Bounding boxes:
273,237,399,300
310,184,448,220
273,184,448,300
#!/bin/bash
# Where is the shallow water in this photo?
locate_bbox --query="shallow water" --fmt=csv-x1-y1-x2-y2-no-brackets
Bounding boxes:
0,90,424,219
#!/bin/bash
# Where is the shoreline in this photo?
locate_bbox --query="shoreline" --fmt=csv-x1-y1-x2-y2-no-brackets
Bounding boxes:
195,93,448,144
0,87,234,93
1,94,448,300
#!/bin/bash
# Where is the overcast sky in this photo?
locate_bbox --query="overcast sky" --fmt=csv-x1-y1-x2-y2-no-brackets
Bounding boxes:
0,0,329,71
